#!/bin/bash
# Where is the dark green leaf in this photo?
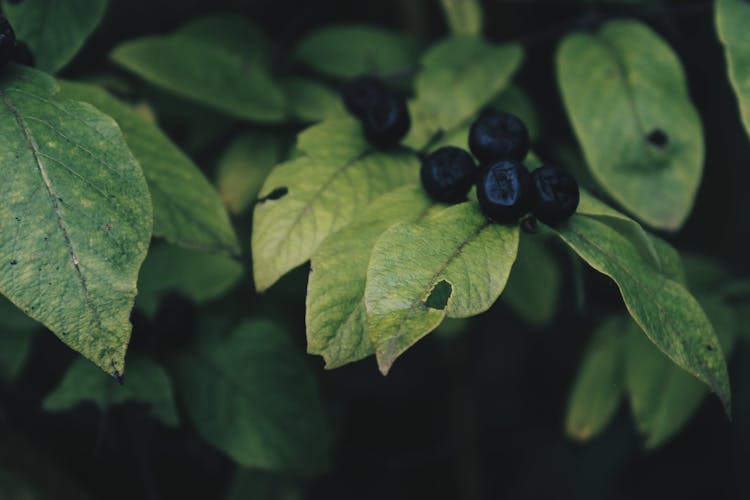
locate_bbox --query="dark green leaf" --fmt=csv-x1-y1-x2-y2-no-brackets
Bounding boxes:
43,355,179,427
557,20,703,230
365,202,518,374
0,66,152,377
58,80,241,255
2,0,107,73
173,319,331,476
226,470,301,500
716,0,750,138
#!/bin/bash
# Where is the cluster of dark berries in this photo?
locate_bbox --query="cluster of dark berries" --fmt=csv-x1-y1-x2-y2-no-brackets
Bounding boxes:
341,76,410,149
422,111,579,227
0,15,34,67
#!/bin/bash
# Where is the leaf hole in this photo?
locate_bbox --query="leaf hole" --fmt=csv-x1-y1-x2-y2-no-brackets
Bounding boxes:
646,129,669,148
424,280,452,310
257,187,288,203
9,259,17,266
706,344,714,352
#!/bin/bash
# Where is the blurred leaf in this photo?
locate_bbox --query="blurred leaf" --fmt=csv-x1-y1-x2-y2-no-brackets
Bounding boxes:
0,329,33,383
294,24,419,79
0,295,39,331
565,315,626,441
173,319,331,476
648,235,686,285
176,14,270,64
43,355,179,427
557,20,703,230
136,243,243,318
554,215,731,412
281,77,344,123
226,470,301,500
307,185,434,369
716,0,750,138
0,66,152,377
58,80,240,255
683,253,729,292
110,26,285,122
406,36,523,149
625,296,736,448
215,132,285,215
252,117,419,291
492,84,540,141
2,0,107,73
365,202,518,374
439,0,482,36
502,235,560,327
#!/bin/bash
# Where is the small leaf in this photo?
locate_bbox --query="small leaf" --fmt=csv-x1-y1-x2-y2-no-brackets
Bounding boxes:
215,132,286,215
136,243,243,318
2,0,107,73
281,77,345,123
58,80,240,255
716,0,750,138
294,24,419,79
557,20,703,230
365,202,519,374
554,215,731,411
406,36,523,149
252,117,419,291
0,66,152,377
624,296,736,448
307,185,434,369
43,355,179,427
110,28,285,122
439,0,483,36
173,319,331,476
502,235,561,327
565,316,626,442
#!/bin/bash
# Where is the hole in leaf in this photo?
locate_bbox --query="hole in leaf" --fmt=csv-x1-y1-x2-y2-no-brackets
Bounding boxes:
424,280,452,310
706,344,714,352
257,187,288,203
646,129,669,147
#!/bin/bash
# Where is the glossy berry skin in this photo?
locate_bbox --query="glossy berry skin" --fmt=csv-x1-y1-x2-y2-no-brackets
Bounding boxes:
476,159,533,224
12,41,34,67
420,146,477,203
531,165,580,226
0,16,17,66
469,110,530,164
341,75,410,149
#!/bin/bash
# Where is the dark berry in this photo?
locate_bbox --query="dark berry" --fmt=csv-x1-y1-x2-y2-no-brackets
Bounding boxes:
420,146,477,203
469,110,530,164
476,159,533,224
530,165,580,226
0,15,17,66
11,41,34,67
341,75,410,149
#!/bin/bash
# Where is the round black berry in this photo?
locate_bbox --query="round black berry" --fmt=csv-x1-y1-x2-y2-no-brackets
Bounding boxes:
476,159,533,224
0,15,17,66
341,75,410,149
11,41,34,67
420,146,477,203
531,165,580,226
469,111,530,164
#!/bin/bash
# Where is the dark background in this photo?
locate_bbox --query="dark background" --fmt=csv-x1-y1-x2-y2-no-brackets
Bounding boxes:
3,0,750,498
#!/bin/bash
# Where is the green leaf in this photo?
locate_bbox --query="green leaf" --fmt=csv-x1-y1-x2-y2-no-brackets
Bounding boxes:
294,24,419,80
173,319,331,476
215,132,286,215
2,0,107,73
682,253,729,292
57,80,240,255
565,316,626,441
136,243,243,318
110,30,285,122
716,0,750,138
176,14,269,64
226,470,301,500
43,355,179,427
281,77,345,123
492,84,540,142
625,296,736,448
0,295,39,331
0,66,152,377
439,0,483,36
252,117,419,291
307,184,434,369
502,235,561,327
557,20,704,230
0,329,34,382
554,215,731,411
406,36,523,149
365,202,519,374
